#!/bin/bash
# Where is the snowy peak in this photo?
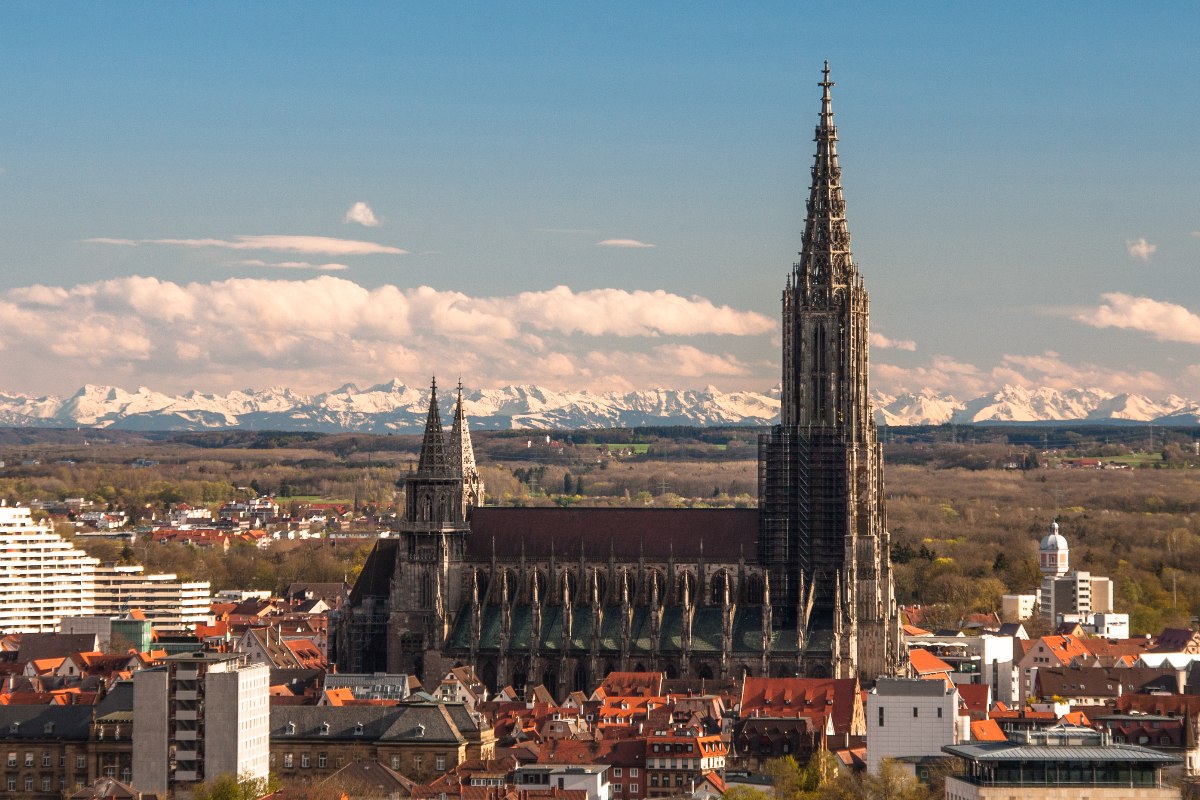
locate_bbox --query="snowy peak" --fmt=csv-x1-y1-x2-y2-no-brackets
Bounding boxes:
0,383,1194,431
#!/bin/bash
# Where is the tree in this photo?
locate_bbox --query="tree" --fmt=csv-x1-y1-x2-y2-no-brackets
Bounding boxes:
191,772,278,800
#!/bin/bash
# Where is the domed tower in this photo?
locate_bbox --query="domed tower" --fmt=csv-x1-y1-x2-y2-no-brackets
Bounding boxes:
1039,521,1069,578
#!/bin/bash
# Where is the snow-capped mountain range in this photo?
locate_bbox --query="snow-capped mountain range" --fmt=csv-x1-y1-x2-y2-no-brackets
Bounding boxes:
0,382,1196,431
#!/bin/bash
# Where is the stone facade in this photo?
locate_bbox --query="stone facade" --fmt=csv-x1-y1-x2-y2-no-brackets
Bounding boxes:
337,64,901,693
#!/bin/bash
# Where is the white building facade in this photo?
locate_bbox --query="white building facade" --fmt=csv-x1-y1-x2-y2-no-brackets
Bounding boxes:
0,505,98,632
866,678,963,775
904,634,1019,704
92,563,211,631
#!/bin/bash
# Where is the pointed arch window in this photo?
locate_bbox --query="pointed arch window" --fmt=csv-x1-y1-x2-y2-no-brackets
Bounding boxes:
419,571,434,609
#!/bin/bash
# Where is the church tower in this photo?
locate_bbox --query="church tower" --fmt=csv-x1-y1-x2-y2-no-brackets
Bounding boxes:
387,378,482,678
758,64,901,681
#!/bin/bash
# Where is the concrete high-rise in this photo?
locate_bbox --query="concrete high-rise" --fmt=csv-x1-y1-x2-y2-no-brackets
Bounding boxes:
132,652,270,795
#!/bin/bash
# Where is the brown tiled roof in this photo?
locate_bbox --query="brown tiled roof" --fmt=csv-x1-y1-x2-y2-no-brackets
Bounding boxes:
467,507,757,559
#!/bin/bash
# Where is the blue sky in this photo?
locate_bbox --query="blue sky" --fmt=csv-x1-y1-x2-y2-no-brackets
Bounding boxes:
2,3,1199,398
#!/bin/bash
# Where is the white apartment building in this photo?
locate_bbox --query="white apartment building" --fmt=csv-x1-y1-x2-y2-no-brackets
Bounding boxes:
0,505,98,633
92,564,211,632
133,652,270,794
904,634,1019,704
866,678,964,775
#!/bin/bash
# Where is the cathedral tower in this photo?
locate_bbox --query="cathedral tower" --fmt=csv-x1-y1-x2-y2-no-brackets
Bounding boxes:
758,64,901,681
386,378,482,678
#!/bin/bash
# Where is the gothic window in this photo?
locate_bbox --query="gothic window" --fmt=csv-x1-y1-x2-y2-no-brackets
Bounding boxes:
743,574,765,605
710,571,731,605
419,495,432,521
419,571,434,609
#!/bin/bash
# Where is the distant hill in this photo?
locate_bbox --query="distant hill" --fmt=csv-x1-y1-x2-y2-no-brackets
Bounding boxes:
0,381,1195,431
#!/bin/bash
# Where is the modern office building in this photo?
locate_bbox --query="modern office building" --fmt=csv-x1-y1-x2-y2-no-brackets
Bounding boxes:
0,505,98,633
944,726,1180,799
132,652,270,795
867,678,963,775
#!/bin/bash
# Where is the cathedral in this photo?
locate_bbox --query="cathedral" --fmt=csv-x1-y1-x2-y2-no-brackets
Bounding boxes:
335,64,902,695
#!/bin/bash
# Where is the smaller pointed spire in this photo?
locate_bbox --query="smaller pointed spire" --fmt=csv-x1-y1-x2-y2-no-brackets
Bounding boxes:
448,381,480,479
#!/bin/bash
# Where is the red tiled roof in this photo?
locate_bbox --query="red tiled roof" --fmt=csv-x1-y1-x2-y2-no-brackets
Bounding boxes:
739,677,860,735
908,648,953,676
970,719,1007,742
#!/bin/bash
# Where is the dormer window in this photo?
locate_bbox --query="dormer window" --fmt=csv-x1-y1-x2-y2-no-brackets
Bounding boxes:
319,722,330,736
285,722,296,735
42,723,53,734
8,724,17,734
354,723,364,736
416,724,426,737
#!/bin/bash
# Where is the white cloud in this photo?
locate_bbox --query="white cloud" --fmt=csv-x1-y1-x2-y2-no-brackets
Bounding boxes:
0,277,771,394
870,331,916,351
87,234,406,256
343,201,381,227
1126,237,1157,261
235,260,349,271
1075,292,1200,345
84,237,138,246
597,238,656,248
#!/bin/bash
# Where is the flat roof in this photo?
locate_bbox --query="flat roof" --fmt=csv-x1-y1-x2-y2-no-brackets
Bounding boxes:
944,742,1180,764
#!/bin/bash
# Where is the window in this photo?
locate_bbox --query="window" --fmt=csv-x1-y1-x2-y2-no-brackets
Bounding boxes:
25,753,33,767
41,777,51,791
318,753,327,768
6,753,13,767
614,768,623,778
912,707,919,718
6,777,14,791
301,754,311,768
415,756,423,773
319,722,330,736
24,777,33,791
284,754,294,768
76,755,86,770
878,708,884,727
43,752,51,767
285,722,296,735
630,785,638,794
436,755,445,771
59,754,65,767
651,776,659,787
391,755,401,770
630,769,638,777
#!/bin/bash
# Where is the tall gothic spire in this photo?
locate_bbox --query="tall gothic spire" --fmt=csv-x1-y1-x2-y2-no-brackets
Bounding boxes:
795,60,855,294
417,378,450,474
448,381,479,480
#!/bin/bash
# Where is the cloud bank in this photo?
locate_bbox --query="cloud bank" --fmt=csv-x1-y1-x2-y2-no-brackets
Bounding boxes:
0,276,771,394
1075,293,1200,345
